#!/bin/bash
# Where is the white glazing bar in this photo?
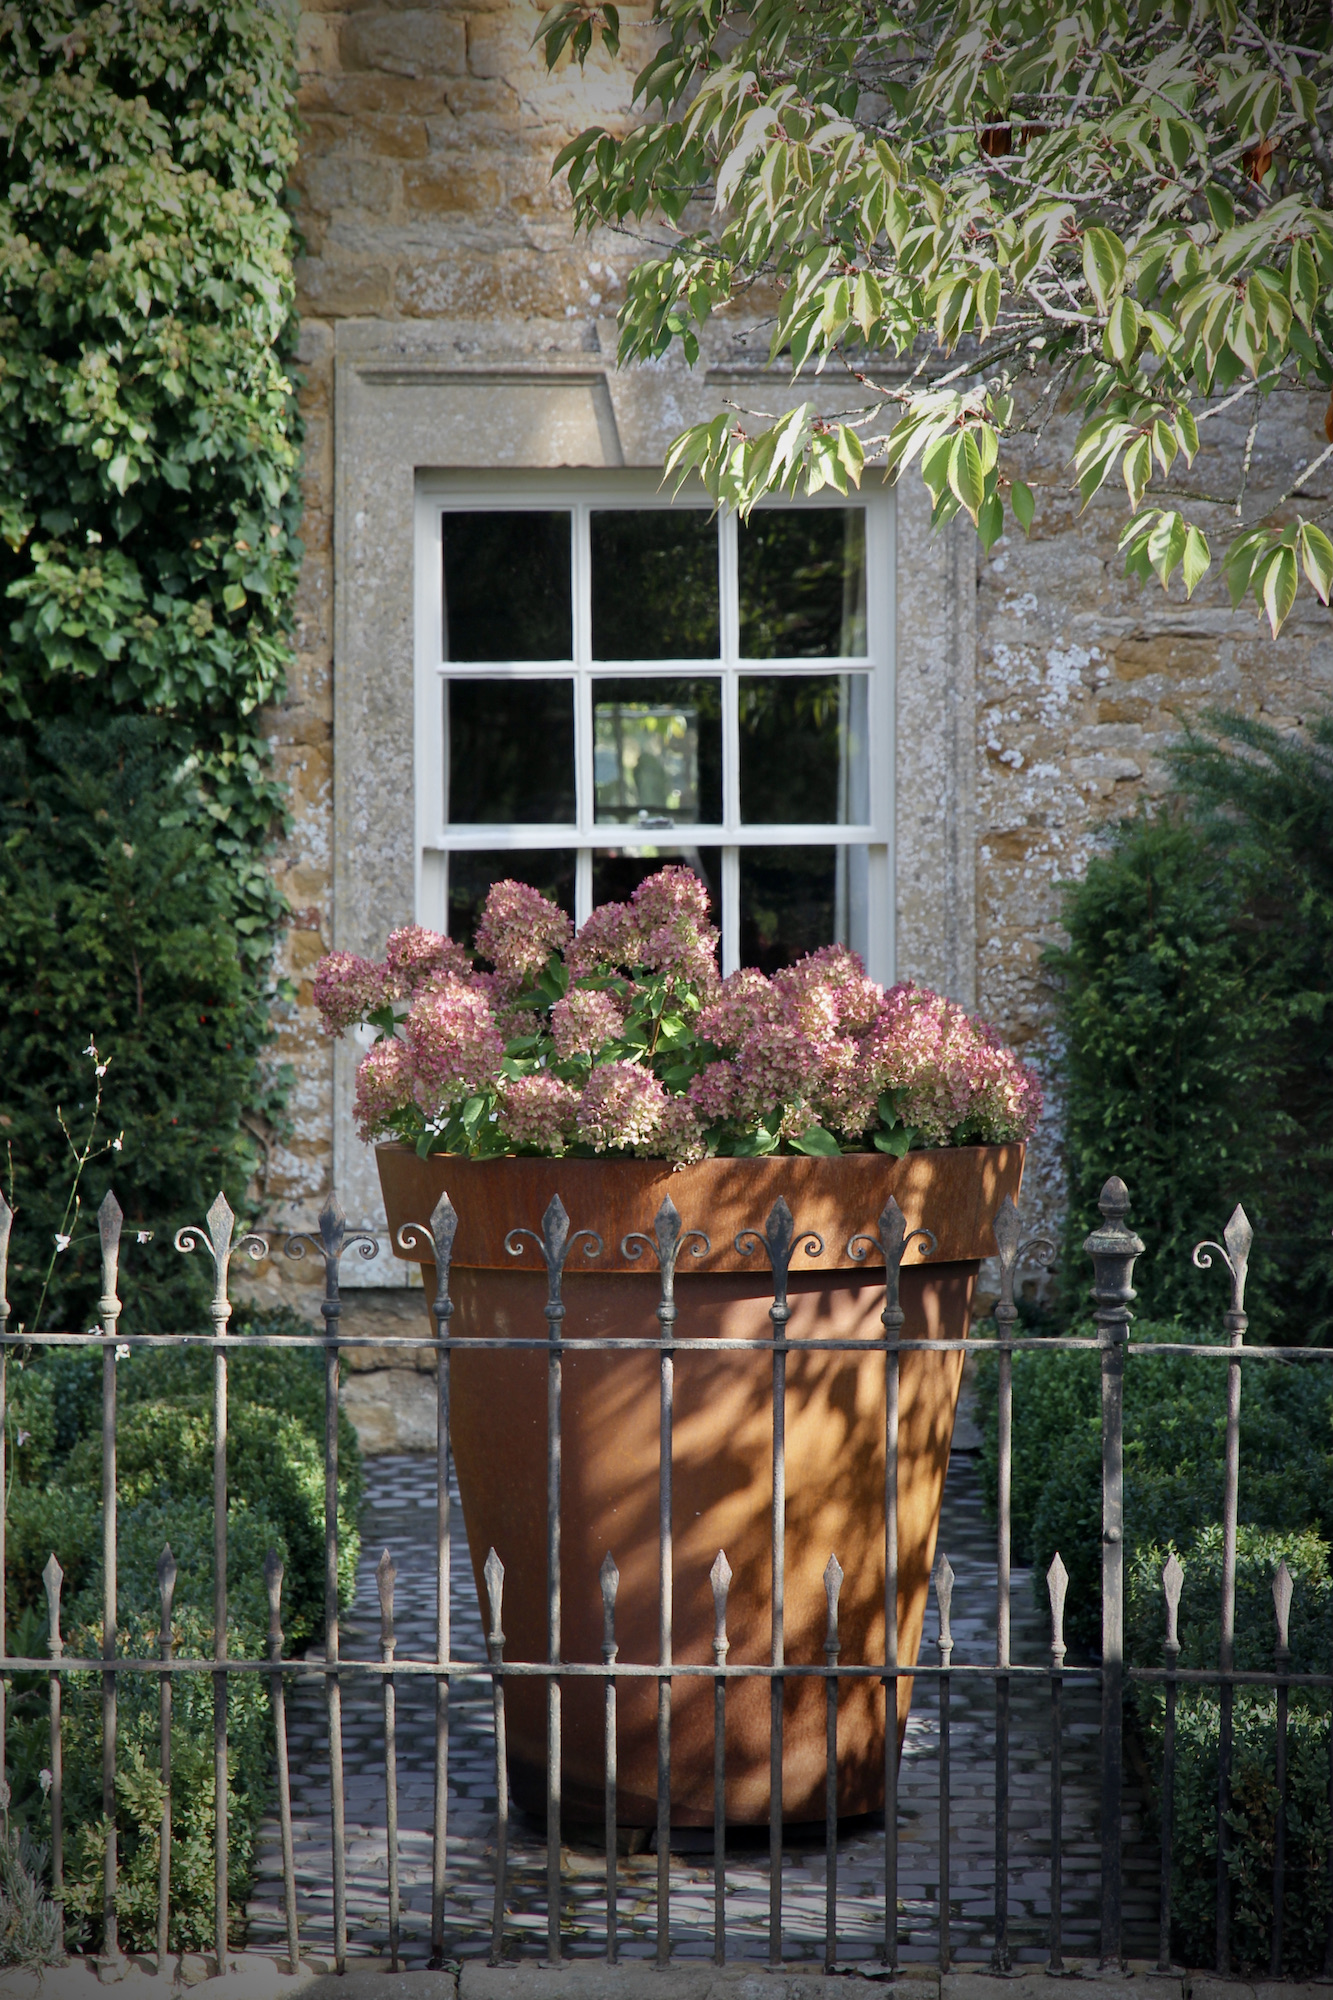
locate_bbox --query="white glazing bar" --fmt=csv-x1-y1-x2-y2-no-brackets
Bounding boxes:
721,847,740,976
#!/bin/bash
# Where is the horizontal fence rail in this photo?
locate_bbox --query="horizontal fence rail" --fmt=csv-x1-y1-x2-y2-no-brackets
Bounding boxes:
0,1174,1325,1976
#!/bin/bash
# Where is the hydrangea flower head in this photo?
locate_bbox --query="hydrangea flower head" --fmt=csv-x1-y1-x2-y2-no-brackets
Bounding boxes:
404,976,505,1110
565,898,641,979
551,985,626,1059
497,1074,580,1154
314,952,383,1037
575,1061,670,1152
475,880,573,987
353,1036,415,1138
383,925,473,998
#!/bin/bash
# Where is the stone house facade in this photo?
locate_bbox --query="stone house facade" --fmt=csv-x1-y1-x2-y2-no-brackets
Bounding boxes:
259,0,1333,1446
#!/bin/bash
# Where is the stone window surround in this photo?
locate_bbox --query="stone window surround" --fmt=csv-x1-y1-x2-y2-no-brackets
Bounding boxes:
331,319,977,1259
414,466,896,979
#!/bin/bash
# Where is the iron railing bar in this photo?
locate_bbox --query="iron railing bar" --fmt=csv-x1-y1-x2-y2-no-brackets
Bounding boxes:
407,1196,458,1970
44,1555,64,1909
735,1200,819,1971
601,1553,620,1965
484,1551,508,1966
1192,1206,1251,1980
711,1551,731,1969
935,1556,953,1976
264,1551,300,1975
157,1547,177,1972
1158,1554,1183,1976
993,1325,1012,1974
378,1551,401,1974
1046,1554,1068,1976
1272,1560,1292,1979
823,1554,843,1973
37,1328,1333,1354
0,1655,1114,1681
1086,1177,1140,1972
99,1193,123,1971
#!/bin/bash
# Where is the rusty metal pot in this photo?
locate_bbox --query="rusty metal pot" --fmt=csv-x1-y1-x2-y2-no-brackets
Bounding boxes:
378,1144,1021,1826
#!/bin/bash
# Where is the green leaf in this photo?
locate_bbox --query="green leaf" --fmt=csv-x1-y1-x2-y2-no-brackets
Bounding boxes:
1260,544,1299,636
222,582,246,613
948,430,985,523
789,1124,841,1157
1299,522,1333,603
873,1125,915,1158
978,491,1004,551
1082,226,1127,312
1182,526,1211,597
1010,480,1035,534
1104,296,1138,366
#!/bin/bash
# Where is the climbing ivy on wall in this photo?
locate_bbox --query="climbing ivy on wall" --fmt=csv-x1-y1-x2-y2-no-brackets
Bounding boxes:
0,0,302,963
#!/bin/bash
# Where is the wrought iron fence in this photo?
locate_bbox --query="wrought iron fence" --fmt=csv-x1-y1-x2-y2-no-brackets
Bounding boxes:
0,1172,1326,1977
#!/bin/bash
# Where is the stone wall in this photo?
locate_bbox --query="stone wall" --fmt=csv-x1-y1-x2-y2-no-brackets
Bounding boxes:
261,0,1333,1438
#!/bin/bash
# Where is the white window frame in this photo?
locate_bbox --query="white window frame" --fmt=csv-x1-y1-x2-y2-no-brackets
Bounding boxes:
413,468,896,981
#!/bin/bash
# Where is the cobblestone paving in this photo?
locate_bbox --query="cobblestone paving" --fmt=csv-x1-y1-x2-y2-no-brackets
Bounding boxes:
247,1435,1150,1969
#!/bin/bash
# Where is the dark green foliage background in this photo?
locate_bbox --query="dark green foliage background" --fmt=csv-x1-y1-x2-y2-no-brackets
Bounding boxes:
1048,714,1333,1337
2,1312,362,1953
0,719,282,1333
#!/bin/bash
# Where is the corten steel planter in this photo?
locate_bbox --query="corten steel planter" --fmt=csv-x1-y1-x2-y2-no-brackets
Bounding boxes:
379,1142,1023,1827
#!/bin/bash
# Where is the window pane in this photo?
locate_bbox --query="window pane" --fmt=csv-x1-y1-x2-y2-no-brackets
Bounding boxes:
443,511,572,662
447,679,575,824
592,846,722,917
448,850,576,950
591,511,720,659
738,673,869,824
739,845,869,974
592,677,722,826
738,508,867,658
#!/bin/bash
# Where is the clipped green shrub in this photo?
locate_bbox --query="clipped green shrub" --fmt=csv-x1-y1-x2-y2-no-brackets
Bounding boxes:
976,1337,1333,1972
1045,813,1283,1328
1048,712,1333,1340
1,1309,362,1954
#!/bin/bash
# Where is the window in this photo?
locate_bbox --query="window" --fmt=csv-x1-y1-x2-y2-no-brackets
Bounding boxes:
414,473,894,979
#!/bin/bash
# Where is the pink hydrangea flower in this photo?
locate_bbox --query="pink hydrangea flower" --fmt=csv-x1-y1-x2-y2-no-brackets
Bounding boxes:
551,986,626,1059
688,1059,743,1126
383,925,473,998
353,1037,414,1139
774,946,883,1039
564,898,641,979
314,953,383,1037
575,1061,669,1152
497,1073,580,1154
811,1036,880,1140
651,1094,706,1166
631,866,720,987
696,968,781,1050
729,1023,825,1125
474,880,573,986
472,971,540,1045
403,976,505,1110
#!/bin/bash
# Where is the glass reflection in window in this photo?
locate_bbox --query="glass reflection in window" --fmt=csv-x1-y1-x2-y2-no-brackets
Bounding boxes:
593,677,722,826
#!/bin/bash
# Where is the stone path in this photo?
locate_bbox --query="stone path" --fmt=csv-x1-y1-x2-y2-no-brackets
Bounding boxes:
247,1434,1149,1969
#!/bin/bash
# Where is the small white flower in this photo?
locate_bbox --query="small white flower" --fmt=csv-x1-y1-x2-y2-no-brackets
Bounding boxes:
15,1431,29,1449
38,1770,51,1798
95,1063,108,1079
115,1344,130,1362
87,1324,103,1338
136,1230,152,1245
53,1233,70,1253
82,1041,97,1060
112,1134,123,1152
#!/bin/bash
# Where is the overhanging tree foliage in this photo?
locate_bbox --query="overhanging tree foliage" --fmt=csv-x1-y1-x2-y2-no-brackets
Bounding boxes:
542,0,1333,634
